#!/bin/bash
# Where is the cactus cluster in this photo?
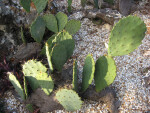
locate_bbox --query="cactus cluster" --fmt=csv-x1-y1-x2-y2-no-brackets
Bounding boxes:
8,15,146,112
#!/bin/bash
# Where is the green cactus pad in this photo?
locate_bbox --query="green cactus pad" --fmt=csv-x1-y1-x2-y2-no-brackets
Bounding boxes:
81,54,95,92
94,56,116,92
8,73,25,100
72,60,78,91
30,16,45,43
108,15,146,56
56,89,82,111
36,72,54,95
53,31,75,59
23,60,47,90
43,14,58,33
65,20,81,35
41,34,56,55
56,12,68,32
46,43,53,73
51,44,67,71
24,76,28,99
20,0,31,12
32,0,48,13
67,0,72,12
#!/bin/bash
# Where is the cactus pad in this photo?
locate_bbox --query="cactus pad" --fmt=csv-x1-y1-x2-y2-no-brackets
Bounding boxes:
53,31,75,59
23,60,47,90
24,76,28,99
46,43,53,73
81,54,95,92
41,34,56,55
56,12,68,32
72,60,78,91
108,15,146,56
20,0,31,12
65,20,81,35
51,44,67,71
36,72,54,95
32,0,48,13
30,16,45,43
94,56,116,92
8,73,25,100
43,14,58,33
56,89,82,111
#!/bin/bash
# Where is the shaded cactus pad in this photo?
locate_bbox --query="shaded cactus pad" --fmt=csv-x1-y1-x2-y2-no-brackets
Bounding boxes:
51,44,67,71
22,60,47,90
56,89,82,111
94,56,116,92
20,0,31,12
30,16,45,43
32,0,48,13
8,73,25,100
81,54,95,92
65,20,81,35
108,15,146,56
36,72,54,95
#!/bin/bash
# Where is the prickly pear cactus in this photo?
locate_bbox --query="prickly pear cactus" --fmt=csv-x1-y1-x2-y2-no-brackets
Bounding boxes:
68,0,72,12
81,54,95,92
94,56,116,92
53,31,75,59
22,60,47,90
41,34,56,55
65,20,81,35
108,15,146,56
72,60,78,91
30,16,45,43
56,12,68,32
24,76,28,99
46,43,53,73
32,0,48,13
56,89,82,111
36,72,54,95
51,44,67,71
8,72,25,100
20,0,31,12
43,14,58,33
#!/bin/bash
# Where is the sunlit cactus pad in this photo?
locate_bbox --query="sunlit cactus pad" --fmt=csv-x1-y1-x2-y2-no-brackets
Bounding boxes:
22,60,47,90
94,56,116,92
56,89,82,111
81,54,95,92
8,73,25,100
108,15,146,56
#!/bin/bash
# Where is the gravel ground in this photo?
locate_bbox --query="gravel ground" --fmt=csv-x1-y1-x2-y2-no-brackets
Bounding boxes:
0,0,150,112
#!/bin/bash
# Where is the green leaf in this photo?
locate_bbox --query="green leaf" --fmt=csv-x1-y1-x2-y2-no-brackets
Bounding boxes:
43,14,58,33
20,0,31,12
81,54,95,92
26,104,34,112
21,27,26,44
30,16,45,43
32,0,48,13
56,12,68,32
8,73,25,100
65,20,81,35
94,56,116,92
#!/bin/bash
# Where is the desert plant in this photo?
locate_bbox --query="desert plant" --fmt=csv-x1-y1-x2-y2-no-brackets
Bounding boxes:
55,89,82,111
72,60,78,91
81,54,95,92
